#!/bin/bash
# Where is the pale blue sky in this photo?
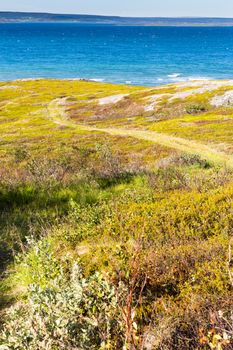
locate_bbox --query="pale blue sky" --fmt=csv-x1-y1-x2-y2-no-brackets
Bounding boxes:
0,0,233,18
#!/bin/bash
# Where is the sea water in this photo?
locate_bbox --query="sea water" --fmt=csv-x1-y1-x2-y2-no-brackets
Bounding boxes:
0,23,233,85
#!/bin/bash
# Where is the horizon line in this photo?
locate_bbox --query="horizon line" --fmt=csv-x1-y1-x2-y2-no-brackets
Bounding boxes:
0,11,233,20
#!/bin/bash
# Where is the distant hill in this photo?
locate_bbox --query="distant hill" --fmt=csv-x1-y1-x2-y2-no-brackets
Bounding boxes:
1,12,233,26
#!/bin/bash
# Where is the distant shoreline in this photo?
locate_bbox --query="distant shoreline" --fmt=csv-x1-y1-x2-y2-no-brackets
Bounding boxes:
1,12,233,26
2,22,233,27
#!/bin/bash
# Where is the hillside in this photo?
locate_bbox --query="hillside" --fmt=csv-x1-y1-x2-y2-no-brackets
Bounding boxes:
1,12,233,26
0,79,233,349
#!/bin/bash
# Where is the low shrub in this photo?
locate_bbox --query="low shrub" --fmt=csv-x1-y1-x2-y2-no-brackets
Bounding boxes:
185,104,207,115
147,167,190,192
0,263,125,350
175,153,211,168
157,153,211,169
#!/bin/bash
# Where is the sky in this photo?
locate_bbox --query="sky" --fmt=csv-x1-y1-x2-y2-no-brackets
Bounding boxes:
0,0,233,18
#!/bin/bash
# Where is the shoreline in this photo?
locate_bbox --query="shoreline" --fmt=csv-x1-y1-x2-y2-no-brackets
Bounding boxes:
2,22,233,27
1,12,233,26
1,77,232,88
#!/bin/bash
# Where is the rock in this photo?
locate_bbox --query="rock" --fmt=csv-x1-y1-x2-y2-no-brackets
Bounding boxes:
211,90,233,107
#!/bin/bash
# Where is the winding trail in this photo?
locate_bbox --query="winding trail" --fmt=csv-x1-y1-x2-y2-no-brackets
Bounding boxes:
48,98,233,168
88,127,233,167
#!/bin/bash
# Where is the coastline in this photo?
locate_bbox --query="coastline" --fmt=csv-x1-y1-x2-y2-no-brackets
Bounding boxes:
1,21,233,27
1,12,233,26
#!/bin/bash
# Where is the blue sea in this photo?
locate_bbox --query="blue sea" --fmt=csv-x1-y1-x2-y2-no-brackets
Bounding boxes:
0,23,233,86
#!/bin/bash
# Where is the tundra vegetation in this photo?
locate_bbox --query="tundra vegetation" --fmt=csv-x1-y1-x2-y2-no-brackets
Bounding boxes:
0,79,233,350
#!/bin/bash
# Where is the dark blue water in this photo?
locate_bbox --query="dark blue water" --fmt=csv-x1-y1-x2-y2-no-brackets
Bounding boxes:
0,23,233,85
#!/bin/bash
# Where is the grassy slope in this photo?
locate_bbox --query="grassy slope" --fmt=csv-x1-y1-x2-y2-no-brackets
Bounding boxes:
0,79,233,349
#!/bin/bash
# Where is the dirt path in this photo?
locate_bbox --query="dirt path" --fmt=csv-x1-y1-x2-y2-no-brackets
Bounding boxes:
48,98,233,168
94,127,233,167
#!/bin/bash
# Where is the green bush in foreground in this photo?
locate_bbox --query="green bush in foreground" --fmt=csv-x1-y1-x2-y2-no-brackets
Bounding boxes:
0,263,124,350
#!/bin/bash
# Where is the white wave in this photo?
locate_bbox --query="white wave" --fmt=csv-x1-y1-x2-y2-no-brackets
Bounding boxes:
167,73,182,78
89,78,105,82
170,77,187,82
125,80,132,84
167,75,210,83
187,76,210,81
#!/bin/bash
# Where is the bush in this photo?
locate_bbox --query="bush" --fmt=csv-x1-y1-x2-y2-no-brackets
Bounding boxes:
147,167,190,192
175,153,211,169
0,264,124,350
185,104,207,115
157,153,211,169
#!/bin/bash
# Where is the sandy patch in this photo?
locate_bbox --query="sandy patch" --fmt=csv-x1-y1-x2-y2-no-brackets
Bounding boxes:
98,94,128,105
0,85,19,90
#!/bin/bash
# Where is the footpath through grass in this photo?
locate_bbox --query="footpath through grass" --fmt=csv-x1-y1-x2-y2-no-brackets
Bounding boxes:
48,98,233,168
